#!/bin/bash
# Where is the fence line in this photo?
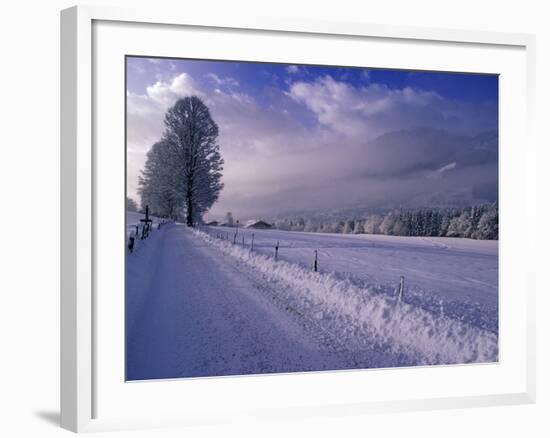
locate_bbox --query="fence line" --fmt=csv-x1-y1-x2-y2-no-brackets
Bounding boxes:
128,217,171,254
202,225,407,304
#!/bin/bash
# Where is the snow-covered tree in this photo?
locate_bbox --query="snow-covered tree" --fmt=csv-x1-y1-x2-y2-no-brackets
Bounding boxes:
392,214,409,236
269,204,497,240
363,215,381,234
304,219,317,232
138,140,184,218
126,197,138,212
439,211,452,237
353,219,365,234
343,220,355,234
292,217,306,231
225,212,234,227
163,96,224,226
379,211,397,235
446,210,470,237
466,206,483,238
473,205,498,239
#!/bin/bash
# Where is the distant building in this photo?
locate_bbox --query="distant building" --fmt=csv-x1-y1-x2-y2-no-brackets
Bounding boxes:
205,220,219,226
245,220,273,230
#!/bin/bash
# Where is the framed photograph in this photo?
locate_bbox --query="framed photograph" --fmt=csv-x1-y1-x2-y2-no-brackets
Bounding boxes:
61,5,536,433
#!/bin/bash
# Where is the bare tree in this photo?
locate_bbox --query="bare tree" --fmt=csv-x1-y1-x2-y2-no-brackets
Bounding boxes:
138,96,224,224
138,140,184,219
164,96,224,226
126,197,138,212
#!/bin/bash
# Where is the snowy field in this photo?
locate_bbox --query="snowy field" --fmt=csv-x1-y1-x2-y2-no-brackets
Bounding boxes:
207,225,498,333
126,222,498,380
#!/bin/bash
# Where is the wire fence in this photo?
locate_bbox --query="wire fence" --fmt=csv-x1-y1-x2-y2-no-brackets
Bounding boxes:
200,225,408,303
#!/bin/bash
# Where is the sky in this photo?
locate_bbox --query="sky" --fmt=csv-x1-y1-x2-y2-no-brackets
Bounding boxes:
126,56,498,221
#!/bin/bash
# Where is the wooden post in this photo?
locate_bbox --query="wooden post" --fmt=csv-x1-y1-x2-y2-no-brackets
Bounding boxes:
140,205,153,239
128,236,135,253
313,250,318,272
233,220,239,244
275,241,279,261
398,276,405,302
251,233,255,251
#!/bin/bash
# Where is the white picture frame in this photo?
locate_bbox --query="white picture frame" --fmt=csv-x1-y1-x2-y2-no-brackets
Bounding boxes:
60,4,536,433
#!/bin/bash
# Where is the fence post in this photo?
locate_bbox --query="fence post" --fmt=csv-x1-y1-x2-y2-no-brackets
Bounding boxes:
251,233,255,251
313,250,318,272
398,276,405,302
275,241,279,261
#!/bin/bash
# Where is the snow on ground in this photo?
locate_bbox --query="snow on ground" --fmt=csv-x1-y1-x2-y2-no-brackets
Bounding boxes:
194,228,498,366
208,226,498,334
126,210,166,252
127,210,163,236
127,224,374,380
126,223,498,380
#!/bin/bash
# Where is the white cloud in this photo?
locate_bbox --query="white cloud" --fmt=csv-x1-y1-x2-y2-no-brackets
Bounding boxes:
206,73,239,88
144,73,202,105
287,75,447,138
286,65,300,74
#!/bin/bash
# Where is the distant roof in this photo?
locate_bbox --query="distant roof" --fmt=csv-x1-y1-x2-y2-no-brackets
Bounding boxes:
245,220,272,229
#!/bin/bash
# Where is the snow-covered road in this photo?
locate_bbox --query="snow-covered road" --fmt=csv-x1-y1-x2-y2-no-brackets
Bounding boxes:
127,224,498,380
127,224,379,380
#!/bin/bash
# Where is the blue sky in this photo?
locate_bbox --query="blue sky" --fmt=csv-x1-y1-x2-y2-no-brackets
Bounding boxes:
127,57,498,105
126,56,498,220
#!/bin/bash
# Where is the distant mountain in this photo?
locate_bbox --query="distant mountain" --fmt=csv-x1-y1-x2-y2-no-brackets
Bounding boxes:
267,127,498,221
361,127,497,178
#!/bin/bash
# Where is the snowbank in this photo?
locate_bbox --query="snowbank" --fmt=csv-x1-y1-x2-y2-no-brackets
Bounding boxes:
192,228,498,366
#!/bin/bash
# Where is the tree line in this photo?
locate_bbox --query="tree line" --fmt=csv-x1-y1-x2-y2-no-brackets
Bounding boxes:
137,96,224,226
272,204,498,240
